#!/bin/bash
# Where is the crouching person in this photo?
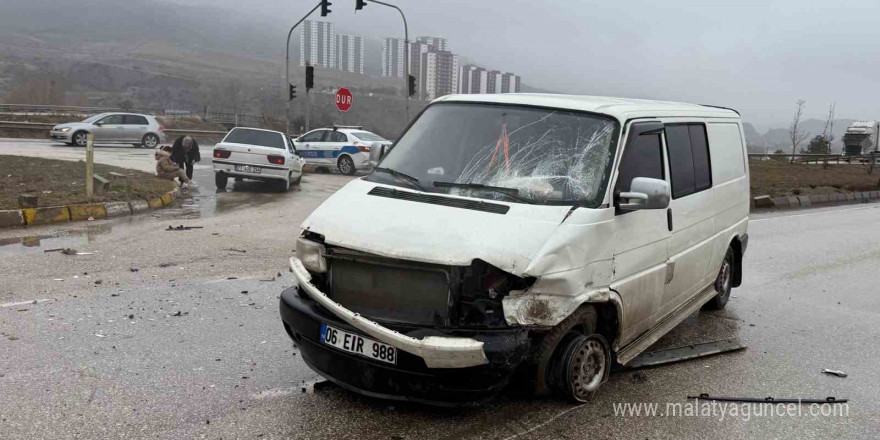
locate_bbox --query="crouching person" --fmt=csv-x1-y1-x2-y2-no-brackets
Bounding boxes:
155,147,193,188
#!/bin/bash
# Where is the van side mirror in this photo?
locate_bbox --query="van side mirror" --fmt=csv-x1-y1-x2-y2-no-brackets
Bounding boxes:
619,177,670,211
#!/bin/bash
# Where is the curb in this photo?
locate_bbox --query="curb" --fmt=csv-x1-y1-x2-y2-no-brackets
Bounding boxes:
0,189,180,229
755,191,880,210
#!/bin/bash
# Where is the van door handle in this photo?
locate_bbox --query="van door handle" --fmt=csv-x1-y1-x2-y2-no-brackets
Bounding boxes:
667,208,673,231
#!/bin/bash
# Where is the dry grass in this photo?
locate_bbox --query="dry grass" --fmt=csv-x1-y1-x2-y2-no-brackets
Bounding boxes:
0,155,176,210
750,160,880,197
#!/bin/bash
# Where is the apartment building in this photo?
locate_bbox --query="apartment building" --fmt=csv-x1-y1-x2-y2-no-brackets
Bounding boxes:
336,34,364,74
300,20,335,69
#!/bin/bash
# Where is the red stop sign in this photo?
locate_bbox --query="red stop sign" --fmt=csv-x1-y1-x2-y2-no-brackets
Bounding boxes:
335,87,353,112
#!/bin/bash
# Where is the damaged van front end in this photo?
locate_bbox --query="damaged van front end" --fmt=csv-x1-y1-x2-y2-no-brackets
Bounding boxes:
280,99,625,405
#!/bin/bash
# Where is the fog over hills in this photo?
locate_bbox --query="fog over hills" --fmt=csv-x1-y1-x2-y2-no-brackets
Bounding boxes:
0,0,871,141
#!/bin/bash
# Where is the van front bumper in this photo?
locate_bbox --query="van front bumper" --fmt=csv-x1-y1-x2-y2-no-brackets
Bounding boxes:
280,257,532,405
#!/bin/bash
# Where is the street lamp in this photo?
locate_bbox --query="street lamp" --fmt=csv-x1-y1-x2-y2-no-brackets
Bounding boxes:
362,0,410,125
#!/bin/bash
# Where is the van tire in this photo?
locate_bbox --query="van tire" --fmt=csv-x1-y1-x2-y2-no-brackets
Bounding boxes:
215,172,228,189
532,305,598,396
704,247,734,310
551,333,611,403
337,155,356,175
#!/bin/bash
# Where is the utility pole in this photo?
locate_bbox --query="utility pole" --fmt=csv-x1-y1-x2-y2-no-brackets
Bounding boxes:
85,133,94,197
305,64,314,132
366,0,409,125
285,2,322,135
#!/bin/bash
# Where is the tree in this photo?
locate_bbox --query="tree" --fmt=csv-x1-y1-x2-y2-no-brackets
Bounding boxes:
789,99,809,163
803,135,829,154
821,103,836,169
7,72,67,105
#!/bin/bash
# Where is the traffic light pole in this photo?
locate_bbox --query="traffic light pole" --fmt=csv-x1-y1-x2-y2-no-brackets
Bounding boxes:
369,0,409,125
285,2,321,136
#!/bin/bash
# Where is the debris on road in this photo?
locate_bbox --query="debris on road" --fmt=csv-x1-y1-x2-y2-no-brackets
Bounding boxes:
1,299,50,308
627,338,747,369
822,369,848,378
94,334,106,338
158,262,177,268
225,248,247,253
166,225,203,231
687,394,848,404
130,268,139,272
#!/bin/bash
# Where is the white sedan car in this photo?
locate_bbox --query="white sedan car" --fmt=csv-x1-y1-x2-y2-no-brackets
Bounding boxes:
294,126,393,175
212,127,305,192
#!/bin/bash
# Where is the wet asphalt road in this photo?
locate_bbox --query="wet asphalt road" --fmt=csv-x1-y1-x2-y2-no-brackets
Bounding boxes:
1,140,879,439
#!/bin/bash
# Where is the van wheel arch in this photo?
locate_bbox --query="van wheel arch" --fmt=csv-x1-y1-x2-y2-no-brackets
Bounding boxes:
531,301,620,397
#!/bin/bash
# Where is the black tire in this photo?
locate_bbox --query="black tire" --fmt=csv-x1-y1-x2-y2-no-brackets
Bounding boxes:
72,131,89,147
277,175,291,193
532,305,598,396
337,155,356,175
142,133,160,149
551,333,611,403
704,247,734,310
132,143,142,148
215,172,228,189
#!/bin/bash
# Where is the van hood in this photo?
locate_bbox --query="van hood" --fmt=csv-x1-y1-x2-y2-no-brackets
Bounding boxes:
300,179,574,275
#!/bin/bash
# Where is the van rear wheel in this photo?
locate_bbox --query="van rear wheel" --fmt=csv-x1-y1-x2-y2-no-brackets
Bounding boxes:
704,247,734,310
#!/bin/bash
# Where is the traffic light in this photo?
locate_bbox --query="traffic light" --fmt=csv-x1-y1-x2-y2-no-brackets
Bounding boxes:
288,84,297,101
320,0,332,16
355,0,367,11
305,65,315,90
408,74,416,97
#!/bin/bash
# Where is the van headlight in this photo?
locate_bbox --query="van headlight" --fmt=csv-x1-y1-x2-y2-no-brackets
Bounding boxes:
296,237,326,273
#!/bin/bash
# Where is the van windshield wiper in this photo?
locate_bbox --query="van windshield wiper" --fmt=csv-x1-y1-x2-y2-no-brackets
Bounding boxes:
432,181,534,204
373,167,426,191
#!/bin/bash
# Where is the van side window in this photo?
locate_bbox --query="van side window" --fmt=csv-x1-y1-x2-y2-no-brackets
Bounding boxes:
666,125,695,198
615,133,664,194
665,123,712,198
689,125,712,191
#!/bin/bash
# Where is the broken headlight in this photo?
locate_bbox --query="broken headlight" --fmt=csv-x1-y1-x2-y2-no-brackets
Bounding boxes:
296,237,326,273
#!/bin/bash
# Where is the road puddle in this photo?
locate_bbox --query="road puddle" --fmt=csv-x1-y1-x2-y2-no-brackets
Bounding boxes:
0,224,112,255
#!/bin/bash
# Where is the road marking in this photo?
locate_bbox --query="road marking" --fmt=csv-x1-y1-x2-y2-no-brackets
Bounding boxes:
1,299,50,308
501,404,587,440
750,205,880,223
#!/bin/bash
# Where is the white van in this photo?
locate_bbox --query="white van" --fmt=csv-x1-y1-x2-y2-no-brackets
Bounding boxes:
280,94,750,405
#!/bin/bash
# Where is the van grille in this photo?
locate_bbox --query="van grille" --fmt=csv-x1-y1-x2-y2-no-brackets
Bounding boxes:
367,186,510,214
327,257,451,326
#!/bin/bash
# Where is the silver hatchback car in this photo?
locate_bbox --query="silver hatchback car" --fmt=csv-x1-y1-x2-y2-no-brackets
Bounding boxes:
50,113,166,148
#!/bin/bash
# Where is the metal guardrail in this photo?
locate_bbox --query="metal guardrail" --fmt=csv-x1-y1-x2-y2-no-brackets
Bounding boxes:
748,152,878,165
0,121,228,137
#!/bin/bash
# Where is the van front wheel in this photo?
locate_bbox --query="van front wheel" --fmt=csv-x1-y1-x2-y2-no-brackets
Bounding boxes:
553,333,611,403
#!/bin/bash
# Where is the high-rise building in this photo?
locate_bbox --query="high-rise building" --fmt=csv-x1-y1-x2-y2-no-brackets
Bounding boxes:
300,20,335,69
417,36,448,52
420,50,458,101
381,37,406,78
409,41,432,87
459,65,521,94
501,72,521,93
336,34,364,74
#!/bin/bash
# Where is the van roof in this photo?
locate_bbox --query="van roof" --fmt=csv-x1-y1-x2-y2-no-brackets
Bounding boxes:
433,93,740,120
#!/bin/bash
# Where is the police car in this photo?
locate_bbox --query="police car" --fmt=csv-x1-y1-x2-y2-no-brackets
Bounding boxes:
293,126,393,175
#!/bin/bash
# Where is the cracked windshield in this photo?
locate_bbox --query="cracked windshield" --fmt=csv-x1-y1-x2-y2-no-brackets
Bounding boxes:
370,103,619,205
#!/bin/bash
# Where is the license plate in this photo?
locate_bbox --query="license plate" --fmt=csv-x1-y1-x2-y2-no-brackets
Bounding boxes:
320,323,397,365
234,164,261,174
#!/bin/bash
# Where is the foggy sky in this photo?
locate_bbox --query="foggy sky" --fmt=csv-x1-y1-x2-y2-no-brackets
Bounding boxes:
165,0,880,129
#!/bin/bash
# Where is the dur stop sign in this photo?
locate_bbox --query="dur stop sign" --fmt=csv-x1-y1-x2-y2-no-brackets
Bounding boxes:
335,88,353,112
